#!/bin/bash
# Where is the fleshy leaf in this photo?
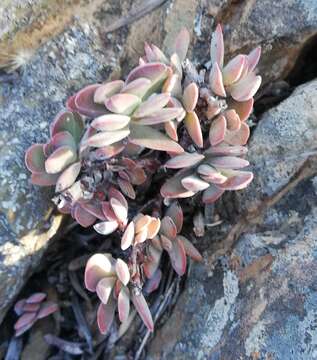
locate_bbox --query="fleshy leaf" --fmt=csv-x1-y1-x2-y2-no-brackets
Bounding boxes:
161,174,195,199
225,109,241,131
217,170,253,190
135,215,151,233
109,187,128,209
118,287,130,323
110,198,128,223
224,122,250,145
160,234,173,251
165,152,204,169
208,156,249,169
181,175,210,191
165,202,183,233
247,46,261,73
222,55,246,85
197,164,227,184
184,111,203,148
118,178,136,200
129,125,184,153
210,24,224,68
26,293,47,304
86,129,130,148
147,218,161,239
45,146,77,174
50,111,84,143
229,73,262,101
131,292,154,332
55,162,81,192
84,254,115,292
80,201,106,221
25,144,46,173
173,28,190,62
94,142,125,160
37,301,58,319
126,62,168,84
209,115,226,146
115,259,130,286
165,120,178,141
121,222,135,250
31,172,59,186
134,108,184,125
94,220,119,235
106,94,141,115
97,301,115,335
96,277,116,304
74,205,97,227
182,83,199,112
94,80,124,104
120,77,152,98
74,84,108,117
144,269,162,294
91,114,131,131
205,145,248,156
178,235,203,261
209,62,226,97
133,93,170,118
160,216,177,239
14,312,37,331
167,237,187,276
229,98,254,122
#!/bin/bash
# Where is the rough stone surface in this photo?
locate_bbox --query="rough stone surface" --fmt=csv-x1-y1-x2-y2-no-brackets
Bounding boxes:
147,80,317,359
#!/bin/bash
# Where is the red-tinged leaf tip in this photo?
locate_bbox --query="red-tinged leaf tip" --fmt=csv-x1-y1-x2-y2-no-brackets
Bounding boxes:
202,185,224,204
26,292,46,304
106,93,141,115
222,55,246,86
217,171,253,190
183,82,199,112
96,277,116,304
168,237,187,276
160,216,177,239
126,62,168,84
74,84,108,117
93,80,124,104
118,287,130,323
14,312,37,331
178,235,203,262
210,24,224,68
84,254,115,292
129,124,184,153
184,111,203,148
37,301,58,319
121,221,135,250
174,28,190,62
25,144,46,173
115,259,130,286
131,292,154,332
209,115,227,146
224,122,250,146
133,93,170,118
97,302,115,335
165,152,204,169
209,62,226,97
229,73,262,102
247,46,261,73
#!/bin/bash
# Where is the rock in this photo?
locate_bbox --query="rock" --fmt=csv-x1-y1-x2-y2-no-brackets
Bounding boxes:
147,80,317,359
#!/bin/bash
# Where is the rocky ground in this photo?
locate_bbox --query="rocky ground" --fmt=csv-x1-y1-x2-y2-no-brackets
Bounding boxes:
0,0,316,359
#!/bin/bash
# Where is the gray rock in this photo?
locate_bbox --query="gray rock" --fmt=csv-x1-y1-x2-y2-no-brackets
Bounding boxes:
147,80,317,359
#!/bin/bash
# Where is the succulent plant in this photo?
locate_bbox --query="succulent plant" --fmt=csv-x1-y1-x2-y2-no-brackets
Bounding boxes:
25,111,84,192
14,293,58,337
84,253,154,333
24,23,262,337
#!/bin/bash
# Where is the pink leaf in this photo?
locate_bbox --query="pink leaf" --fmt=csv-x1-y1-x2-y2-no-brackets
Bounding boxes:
117,178,136,200
131,292,154,332
93,80,124,104
205,145,248,156
97,301,115,335
105,93,140,115
197,164,227,184
101,202,117,221
135,215,151,234
14,299,26,316
210,24,224,68
14,312,37,330
229,98,254,122
74,84,108,117
160,234,173,251
109,187,128,209
37,301,58,319
178,235,203,261
165,202,183,233
182,82,199,112
84,254,115,292
167,237,187,276
94,142,125,160
26,293,46,304
184,111,203,148
144,269,162,294
96,277,116,304
118,287,130,323
165,152,204,169
161,174,195,199
209,62,226,97
181,175,210,192
55,162,81,192
164,120,178,141
74,205,97,227
50,111,84,143
247,46,261,72
217,171,253,190
133,108,184,125
91,114,130,131
115,259,130,286
146,218,161,239
174,28,190,62
222,55,246,86
126,62,168,84
133,93,170,118
93,220,118,235
23,302,40,313
229,73,262,101
225,109,241,131
224,122,250,146
110,198,128,223
208,156,249,169
86,129,130,148
25,144,46,173
80,201,106,221
129,125,184,153
45,146,76,174
160,216,177,239
120,77,151,98
121,221,135,250
209,115,226,146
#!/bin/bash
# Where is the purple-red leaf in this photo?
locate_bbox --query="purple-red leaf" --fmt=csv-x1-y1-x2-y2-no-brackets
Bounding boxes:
118,287,130,323
25,144,46,173
74,84,108,117
202,185,224,203
37,301,58,319
97,301,115,335
168,237,187,276
131,292,154,332
160,216,177,239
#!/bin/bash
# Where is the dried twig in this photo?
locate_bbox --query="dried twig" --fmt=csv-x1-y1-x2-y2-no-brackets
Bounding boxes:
104,0,167,33
44,334,84,355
